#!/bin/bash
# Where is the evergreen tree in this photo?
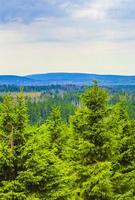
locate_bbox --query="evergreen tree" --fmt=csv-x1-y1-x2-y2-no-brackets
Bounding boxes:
70,82,114,199
0,94,16,182
112,102,135,199
0,93,29,199
0,85,134,199
15,90,29,152
46,106,68,156
19,124,73,200
0,94,15,153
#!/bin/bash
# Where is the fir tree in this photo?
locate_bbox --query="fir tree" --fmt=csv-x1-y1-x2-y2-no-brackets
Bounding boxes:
0,92,29,199
112,101,135,199
70,82,114,200
46,106,68,156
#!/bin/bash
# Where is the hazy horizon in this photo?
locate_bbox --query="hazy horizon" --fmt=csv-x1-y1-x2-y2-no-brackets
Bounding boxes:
0,0,135,75
0,71,135,77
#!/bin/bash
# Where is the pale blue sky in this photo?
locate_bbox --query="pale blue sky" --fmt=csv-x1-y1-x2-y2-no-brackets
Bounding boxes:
0,0,134,75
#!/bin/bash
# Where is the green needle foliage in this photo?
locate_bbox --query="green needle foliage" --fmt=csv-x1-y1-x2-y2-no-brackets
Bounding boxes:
70,81,113,200
0,82,134,199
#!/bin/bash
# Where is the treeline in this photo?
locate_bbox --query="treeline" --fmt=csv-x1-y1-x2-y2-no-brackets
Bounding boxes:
0,84,135,93
26,92,79,124
0,84,135,124
26,88,135,125
0,84,83,93
0,82,135,199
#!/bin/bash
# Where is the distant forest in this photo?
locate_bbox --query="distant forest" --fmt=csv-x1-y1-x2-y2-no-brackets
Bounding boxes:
0,84,134,124
0,82,135,199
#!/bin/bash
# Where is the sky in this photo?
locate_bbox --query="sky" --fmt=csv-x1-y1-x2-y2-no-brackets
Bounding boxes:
0,0,135,75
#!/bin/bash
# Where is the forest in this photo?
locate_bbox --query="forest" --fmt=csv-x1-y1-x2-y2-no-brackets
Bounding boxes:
0,82,135,199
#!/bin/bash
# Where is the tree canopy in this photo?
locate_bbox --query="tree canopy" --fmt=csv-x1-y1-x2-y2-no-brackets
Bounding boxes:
0,82,135,199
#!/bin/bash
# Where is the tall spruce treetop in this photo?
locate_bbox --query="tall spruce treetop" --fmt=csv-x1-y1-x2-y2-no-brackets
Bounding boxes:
70,81,113,200
81,80,108,115
71,81,112,163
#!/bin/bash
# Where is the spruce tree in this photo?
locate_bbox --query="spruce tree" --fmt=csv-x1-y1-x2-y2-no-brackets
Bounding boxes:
15,90,29,151
19,121,73,199
0,94,16,181
46,106,68,156
112,102,135,199
0,94,15,153
0,92,29,199
70,82,114,200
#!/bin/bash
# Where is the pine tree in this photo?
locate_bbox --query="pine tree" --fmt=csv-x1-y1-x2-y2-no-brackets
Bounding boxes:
70,82,114,199
0,94,16,182
112,101,135,199
0,86,134,199
19,123,73,199
15,89,29,151
46,106,68,156
0,94,15,153
0,92,29,199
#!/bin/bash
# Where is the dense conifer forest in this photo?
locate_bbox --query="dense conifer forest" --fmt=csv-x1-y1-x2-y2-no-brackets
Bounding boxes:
0,82,135,199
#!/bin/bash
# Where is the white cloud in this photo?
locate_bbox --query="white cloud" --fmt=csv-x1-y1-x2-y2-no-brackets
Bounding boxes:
71,1,106,20
70,0,125,21
72,6,105,20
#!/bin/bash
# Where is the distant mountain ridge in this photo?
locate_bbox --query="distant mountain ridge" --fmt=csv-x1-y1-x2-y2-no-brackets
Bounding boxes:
0,73,134,86
0,75,36,85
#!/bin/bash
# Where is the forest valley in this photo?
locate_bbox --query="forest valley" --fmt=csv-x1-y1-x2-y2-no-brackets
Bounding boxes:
0,82,135,199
